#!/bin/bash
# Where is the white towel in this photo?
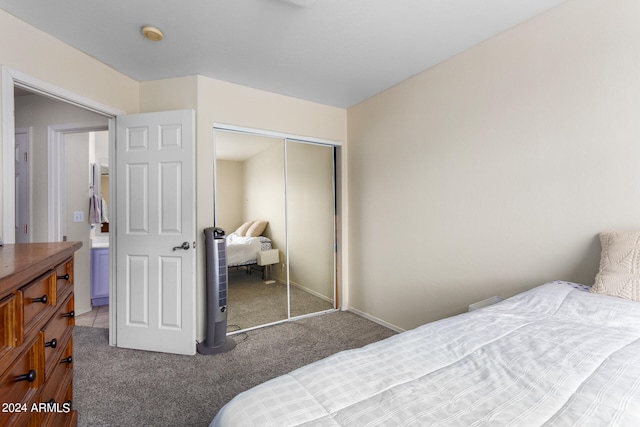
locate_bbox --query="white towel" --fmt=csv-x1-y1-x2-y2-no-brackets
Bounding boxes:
100,198,109,223
89,193,101,225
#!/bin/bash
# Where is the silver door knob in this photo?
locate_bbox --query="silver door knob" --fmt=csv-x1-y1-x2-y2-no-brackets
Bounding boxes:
172,242,190,251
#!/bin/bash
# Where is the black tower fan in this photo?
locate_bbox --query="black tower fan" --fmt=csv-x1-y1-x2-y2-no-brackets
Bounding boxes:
197,227,236,355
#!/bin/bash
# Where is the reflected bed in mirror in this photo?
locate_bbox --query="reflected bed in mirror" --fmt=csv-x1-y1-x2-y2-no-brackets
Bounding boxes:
214,127,337,332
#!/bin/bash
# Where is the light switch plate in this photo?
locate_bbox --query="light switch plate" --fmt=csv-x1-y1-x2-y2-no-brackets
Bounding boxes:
73,211,84,222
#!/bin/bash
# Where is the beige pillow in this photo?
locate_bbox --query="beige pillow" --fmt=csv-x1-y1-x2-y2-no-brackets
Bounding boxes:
235,221,254,236
591,231,640,302
246,220,268,237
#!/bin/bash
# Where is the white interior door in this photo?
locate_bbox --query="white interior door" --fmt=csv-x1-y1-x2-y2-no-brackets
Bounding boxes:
14,129,29,243
116,110,196,355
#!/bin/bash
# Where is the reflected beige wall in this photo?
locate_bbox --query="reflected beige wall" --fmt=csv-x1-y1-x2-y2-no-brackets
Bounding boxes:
216,160,244,233
243,142,286,260
287,142,334,300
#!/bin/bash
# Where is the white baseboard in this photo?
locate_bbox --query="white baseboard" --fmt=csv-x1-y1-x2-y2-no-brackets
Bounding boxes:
346,307,405,333
290,281,334,303
75,305,93,316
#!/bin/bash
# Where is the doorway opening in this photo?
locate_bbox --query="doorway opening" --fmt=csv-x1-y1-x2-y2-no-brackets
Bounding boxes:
58,129,110,329
5,69,199,355
13,87,110,324
3,67,120,345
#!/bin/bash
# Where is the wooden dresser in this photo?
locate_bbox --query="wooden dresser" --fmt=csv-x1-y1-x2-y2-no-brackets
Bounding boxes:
0,242,81,427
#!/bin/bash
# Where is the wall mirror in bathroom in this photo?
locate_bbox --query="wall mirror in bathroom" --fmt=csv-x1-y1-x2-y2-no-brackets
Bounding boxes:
213,126,337,332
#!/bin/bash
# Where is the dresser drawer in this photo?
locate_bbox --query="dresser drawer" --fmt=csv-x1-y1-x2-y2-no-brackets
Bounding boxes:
42,373,76,427
0,293,24,384
41,348,74,427
41,336,73,403
0,395,42,427
55,259,74,300
42,295,74,375
47,408,77,427
0,334,44,426
1,292,24,364
23,273,56,329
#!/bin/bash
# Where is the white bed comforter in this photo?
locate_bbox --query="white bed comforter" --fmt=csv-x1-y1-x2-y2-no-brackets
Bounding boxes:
226,232,263,266
212,282,640,426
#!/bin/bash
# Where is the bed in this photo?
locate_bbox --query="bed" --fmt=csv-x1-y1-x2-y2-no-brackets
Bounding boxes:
211,280,640,426
226,232,272,268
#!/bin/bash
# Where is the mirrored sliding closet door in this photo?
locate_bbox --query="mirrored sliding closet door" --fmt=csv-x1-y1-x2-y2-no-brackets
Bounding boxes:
214,127,337,333
285,140,335,318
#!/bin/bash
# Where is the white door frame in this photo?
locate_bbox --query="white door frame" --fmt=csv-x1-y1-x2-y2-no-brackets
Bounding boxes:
2,66,124,346
14,127,30,243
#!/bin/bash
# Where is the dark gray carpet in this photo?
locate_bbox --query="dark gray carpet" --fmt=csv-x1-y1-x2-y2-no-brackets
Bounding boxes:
73,311,396,427
227,268,334,330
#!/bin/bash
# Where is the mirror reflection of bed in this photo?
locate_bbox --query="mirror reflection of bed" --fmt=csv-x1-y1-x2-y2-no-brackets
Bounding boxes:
214,129,336,331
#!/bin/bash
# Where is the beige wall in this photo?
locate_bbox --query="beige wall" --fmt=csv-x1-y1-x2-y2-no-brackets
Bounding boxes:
64,132,93,315
139,76,198,112
347,0,640,331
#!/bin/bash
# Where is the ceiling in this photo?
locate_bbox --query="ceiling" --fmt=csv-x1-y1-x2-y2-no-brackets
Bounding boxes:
0,0,566,108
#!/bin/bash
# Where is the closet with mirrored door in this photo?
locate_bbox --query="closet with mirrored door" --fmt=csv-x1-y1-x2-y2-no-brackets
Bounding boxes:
213,126,337,333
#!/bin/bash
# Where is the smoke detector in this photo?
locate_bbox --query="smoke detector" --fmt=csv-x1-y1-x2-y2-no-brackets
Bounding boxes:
141,26,163,41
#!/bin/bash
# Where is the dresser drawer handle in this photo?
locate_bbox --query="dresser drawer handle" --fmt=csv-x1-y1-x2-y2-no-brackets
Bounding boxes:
61,356,73,364
15,369,36,383
45,338,57,349
57,274,70,280
32,294,48,304
62,310,75,318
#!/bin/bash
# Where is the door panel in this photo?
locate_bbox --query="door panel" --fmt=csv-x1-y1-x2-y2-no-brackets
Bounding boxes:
127,163,149,233
127,255,149,326
116,110,195,355
159,162,182,233
286,140,336,318
160,256,182,328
